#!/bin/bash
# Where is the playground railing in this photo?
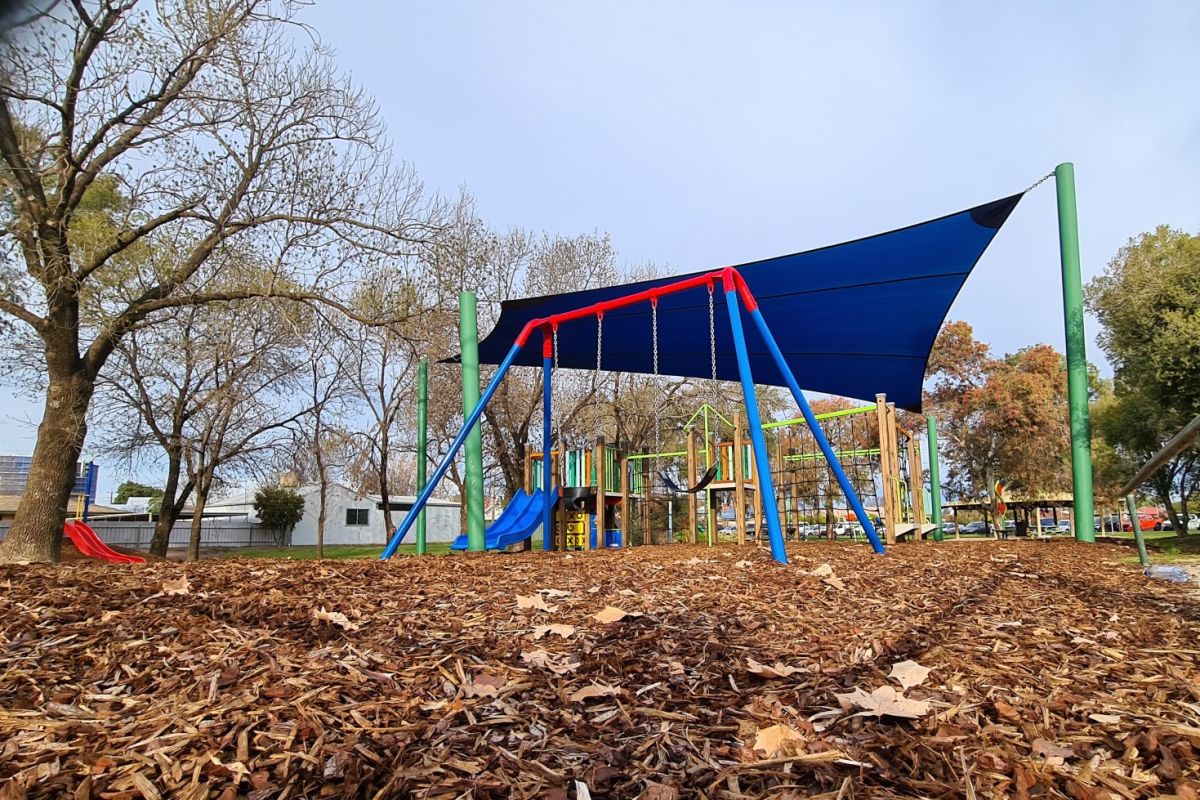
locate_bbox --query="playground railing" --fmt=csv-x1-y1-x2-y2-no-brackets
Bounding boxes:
1118,411,1200,567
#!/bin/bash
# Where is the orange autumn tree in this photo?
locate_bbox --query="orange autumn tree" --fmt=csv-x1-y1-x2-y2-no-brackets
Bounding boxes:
924,321,1072,532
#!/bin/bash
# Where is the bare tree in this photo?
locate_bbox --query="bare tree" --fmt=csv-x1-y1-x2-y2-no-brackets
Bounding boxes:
293,319,353,559
0,0,437,561
97,295,310,558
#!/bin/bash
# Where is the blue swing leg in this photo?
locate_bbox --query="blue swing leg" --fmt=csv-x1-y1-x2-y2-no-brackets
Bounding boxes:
723,283,789,565
745,306,886,554
381,342,524,559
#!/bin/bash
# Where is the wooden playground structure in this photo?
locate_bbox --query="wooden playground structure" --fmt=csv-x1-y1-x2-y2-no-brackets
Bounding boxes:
520,391,941,551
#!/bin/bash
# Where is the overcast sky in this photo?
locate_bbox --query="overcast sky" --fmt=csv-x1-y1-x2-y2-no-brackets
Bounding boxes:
3,1,1198,499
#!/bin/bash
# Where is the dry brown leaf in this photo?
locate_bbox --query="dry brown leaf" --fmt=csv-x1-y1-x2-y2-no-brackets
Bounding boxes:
1088,713,1122,724
638,782,679,800
1032,738,1075,761
752,723,807,758
468,673,507,698
516,594,557,612
594,605,642,623
568,683,622,702
746,657,806,678
810,563,835,578
538,588,571,597
312,607,359,630
888,659,932,689
993,700,1021,721
161,576,190,595
533,623,576,640
735,560,753,568
834,685,931,719
521,649,580,675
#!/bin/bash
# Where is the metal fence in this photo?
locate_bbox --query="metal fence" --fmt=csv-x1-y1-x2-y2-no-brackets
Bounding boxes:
0,519,280,550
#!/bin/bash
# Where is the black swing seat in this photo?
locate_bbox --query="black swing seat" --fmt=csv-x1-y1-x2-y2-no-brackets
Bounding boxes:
560,486,594,512
659,463,720,495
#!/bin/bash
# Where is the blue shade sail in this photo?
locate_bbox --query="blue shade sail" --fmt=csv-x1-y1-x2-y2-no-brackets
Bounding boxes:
470,193,1023,412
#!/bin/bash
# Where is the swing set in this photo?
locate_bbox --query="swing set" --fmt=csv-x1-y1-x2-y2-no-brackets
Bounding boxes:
381,267,886,564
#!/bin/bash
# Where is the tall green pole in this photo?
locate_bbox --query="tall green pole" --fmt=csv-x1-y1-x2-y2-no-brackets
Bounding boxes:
415,359,428,555
459,292,486,551
1055,162,1095,543
927,415,943,541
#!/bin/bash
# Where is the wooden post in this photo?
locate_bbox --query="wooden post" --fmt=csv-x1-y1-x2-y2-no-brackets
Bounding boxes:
686,430,698,544
888,405,903,539
875,394,898,545
907,433,926,532
787,430,800,535
624,453,633,546
772,430,788,537
524,451,533,495
641,448,651,545
752,446,764,545
734,410,747,546
554,452,566,551
594,437,605,551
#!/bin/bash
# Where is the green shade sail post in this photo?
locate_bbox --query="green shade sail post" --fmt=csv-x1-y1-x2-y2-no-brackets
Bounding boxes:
415,359,429,555
1055,162,1095,543
459,292,486,551
1125,494,1150,568
926,416,943,541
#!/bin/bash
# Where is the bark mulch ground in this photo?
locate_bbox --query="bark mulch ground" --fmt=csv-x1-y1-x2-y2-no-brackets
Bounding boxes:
1,540,1198,799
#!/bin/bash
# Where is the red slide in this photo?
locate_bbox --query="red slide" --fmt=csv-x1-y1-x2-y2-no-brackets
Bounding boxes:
63,521,145,564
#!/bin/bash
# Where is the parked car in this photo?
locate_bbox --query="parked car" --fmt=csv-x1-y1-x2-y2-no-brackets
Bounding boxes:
941,522,958,535
960,521,989,535
1156,515,1196,531
834,521,863,539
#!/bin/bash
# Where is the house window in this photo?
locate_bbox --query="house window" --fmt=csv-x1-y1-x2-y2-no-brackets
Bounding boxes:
346,508,369,526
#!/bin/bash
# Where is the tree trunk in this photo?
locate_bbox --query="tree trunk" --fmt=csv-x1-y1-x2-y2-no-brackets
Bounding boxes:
150,445,187,556
377,425,394,536
1161,493,1185,540
0,372,94,563
317,481,327,560
187,486,210,562
824,482,835,540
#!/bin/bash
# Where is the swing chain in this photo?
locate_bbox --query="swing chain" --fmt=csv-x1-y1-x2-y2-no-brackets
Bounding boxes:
553,324,563,469
594,312,603,446
652,300,661,495
708,282,718,409
651,300,659,375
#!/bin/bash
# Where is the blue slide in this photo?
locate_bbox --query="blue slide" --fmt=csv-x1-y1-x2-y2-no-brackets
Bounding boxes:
450,488,548,551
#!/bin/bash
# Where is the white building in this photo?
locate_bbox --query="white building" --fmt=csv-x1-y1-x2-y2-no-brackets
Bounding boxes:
205,483,462,546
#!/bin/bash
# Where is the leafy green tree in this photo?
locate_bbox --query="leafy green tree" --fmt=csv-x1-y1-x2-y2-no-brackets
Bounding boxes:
113,481,163,505
253,487,305,546
1087,227,1200,533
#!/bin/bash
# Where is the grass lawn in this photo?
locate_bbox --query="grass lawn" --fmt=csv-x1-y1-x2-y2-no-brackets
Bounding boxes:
1095,530,1200,562
216,538,549,560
